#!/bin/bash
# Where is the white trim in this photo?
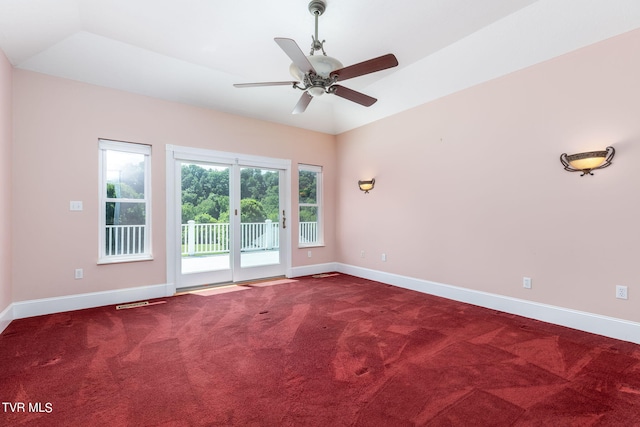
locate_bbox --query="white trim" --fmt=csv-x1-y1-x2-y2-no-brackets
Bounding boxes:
4,262,638,346
167,144,291,169
11,283,174,320
283,169,293,277
166,148,178,290
0,303,13,334
96,254,154,265
298,164,322,173
166,144,292,288
99,139,151,155
335,263,640,345
98,139,152,263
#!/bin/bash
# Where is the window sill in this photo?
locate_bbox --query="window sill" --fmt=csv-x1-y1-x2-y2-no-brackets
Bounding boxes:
97,255,154,265
298,244,325,249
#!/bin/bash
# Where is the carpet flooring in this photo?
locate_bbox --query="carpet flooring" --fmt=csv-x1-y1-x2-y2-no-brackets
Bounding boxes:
1,274,640,426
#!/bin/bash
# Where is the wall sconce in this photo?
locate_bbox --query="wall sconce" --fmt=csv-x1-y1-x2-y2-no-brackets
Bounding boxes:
358,178,375,193
560,146,615,176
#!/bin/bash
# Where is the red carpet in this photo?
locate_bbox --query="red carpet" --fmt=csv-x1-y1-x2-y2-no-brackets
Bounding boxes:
1,274,640,426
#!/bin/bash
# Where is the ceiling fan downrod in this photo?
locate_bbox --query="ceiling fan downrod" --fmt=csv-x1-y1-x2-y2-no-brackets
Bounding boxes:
309,0,327,56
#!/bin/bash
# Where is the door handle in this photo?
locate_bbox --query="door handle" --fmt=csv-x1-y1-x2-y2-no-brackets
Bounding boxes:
282,210,286,229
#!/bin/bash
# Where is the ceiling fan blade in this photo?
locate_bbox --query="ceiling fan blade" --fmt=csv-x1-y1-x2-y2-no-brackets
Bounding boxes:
292,92,313,114
275,37,316,74
331,85,377,107
233,81,298,88
331,53,398,82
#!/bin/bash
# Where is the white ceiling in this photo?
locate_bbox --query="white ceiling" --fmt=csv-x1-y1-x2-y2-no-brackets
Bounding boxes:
1,0,640,135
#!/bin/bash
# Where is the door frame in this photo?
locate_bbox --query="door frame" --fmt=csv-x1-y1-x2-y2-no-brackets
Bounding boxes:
166,145,292,291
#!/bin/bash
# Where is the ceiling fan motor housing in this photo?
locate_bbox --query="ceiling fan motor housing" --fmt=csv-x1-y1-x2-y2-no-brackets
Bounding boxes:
289,55,343,78
289,55,342,96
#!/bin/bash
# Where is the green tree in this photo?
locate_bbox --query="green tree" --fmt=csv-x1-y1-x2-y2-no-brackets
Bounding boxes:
181,202,196,222
240,199,266,223
194,213,216,224
241,168,266,200
299,207,317,223
195,194,227,219
181,164,230,222
299,170,317,204
180,164,285,224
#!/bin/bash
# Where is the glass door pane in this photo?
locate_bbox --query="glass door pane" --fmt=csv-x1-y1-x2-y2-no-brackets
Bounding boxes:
239,167,282,273
179,162,232,286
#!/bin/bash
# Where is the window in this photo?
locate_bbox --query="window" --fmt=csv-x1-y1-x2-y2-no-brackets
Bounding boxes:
298,164,323,246
99,140,152,263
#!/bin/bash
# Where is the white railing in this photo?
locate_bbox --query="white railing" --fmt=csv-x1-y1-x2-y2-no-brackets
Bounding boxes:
183,222,230,255
105,225,146,256
299,221,318,245
181,220,281,256
105,220,319,257
240,220,280,251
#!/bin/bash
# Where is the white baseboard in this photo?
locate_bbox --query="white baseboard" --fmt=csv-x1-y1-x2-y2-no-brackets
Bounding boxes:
11,282,174,320
0,303,12,334
4,264,638,346
336,263,640,345
288,262,339,278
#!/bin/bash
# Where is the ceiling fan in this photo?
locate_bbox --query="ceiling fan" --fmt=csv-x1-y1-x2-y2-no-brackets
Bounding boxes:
233,0,398,114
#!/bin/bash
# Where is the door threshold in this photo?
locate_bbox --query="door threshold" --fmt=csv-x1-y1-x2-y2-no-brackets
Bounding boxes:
175,275,287,295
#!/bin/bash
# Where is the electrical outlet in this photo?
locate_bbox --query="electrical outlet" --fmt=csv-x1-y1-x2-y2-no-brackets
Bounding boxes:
616,285,628,300
381,253,387,262
307,250,312,258
75,268,83,279
360,250,365,258
523,277,532,289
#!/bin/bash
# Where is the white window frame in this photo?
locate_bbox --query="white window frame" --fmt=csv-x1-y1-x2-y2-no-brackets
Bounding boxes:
298,164,323,247
98,139,152,264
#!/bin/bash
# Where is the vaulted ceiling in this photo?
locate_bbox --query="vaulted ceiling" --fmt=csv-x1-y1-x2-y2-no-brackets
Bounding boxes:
1,0,640,134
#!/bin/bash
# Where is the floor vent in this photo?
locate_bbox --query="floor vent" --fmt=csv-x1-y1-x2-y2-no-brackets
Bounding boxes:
312,273,340,278
116,301,149,310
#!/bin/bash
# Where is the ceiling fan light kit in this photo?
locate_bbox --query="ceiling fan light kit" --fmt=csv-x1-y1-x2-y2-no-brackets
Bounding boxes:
234,0,398,114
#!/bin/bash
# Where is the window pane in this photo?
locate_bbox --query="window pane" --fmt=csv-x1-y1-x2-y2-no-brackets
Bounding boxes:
299,206,318,244
104,203,146,256
298,164,322,246
106,202,146,225
299,206,317,222
106,150,145,199
99,140,151,262
299,170,317,204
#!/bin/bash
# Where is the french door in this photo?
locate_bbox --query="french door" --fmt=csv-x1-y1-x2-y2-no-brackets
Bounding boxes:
167,146,290,289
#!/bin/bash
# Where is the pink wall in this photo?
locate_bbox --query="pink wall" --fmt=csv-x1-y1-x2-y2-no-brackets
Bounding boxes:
12,71,336,301
0,49,11,313
9,28,640,326
336,29,640,323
